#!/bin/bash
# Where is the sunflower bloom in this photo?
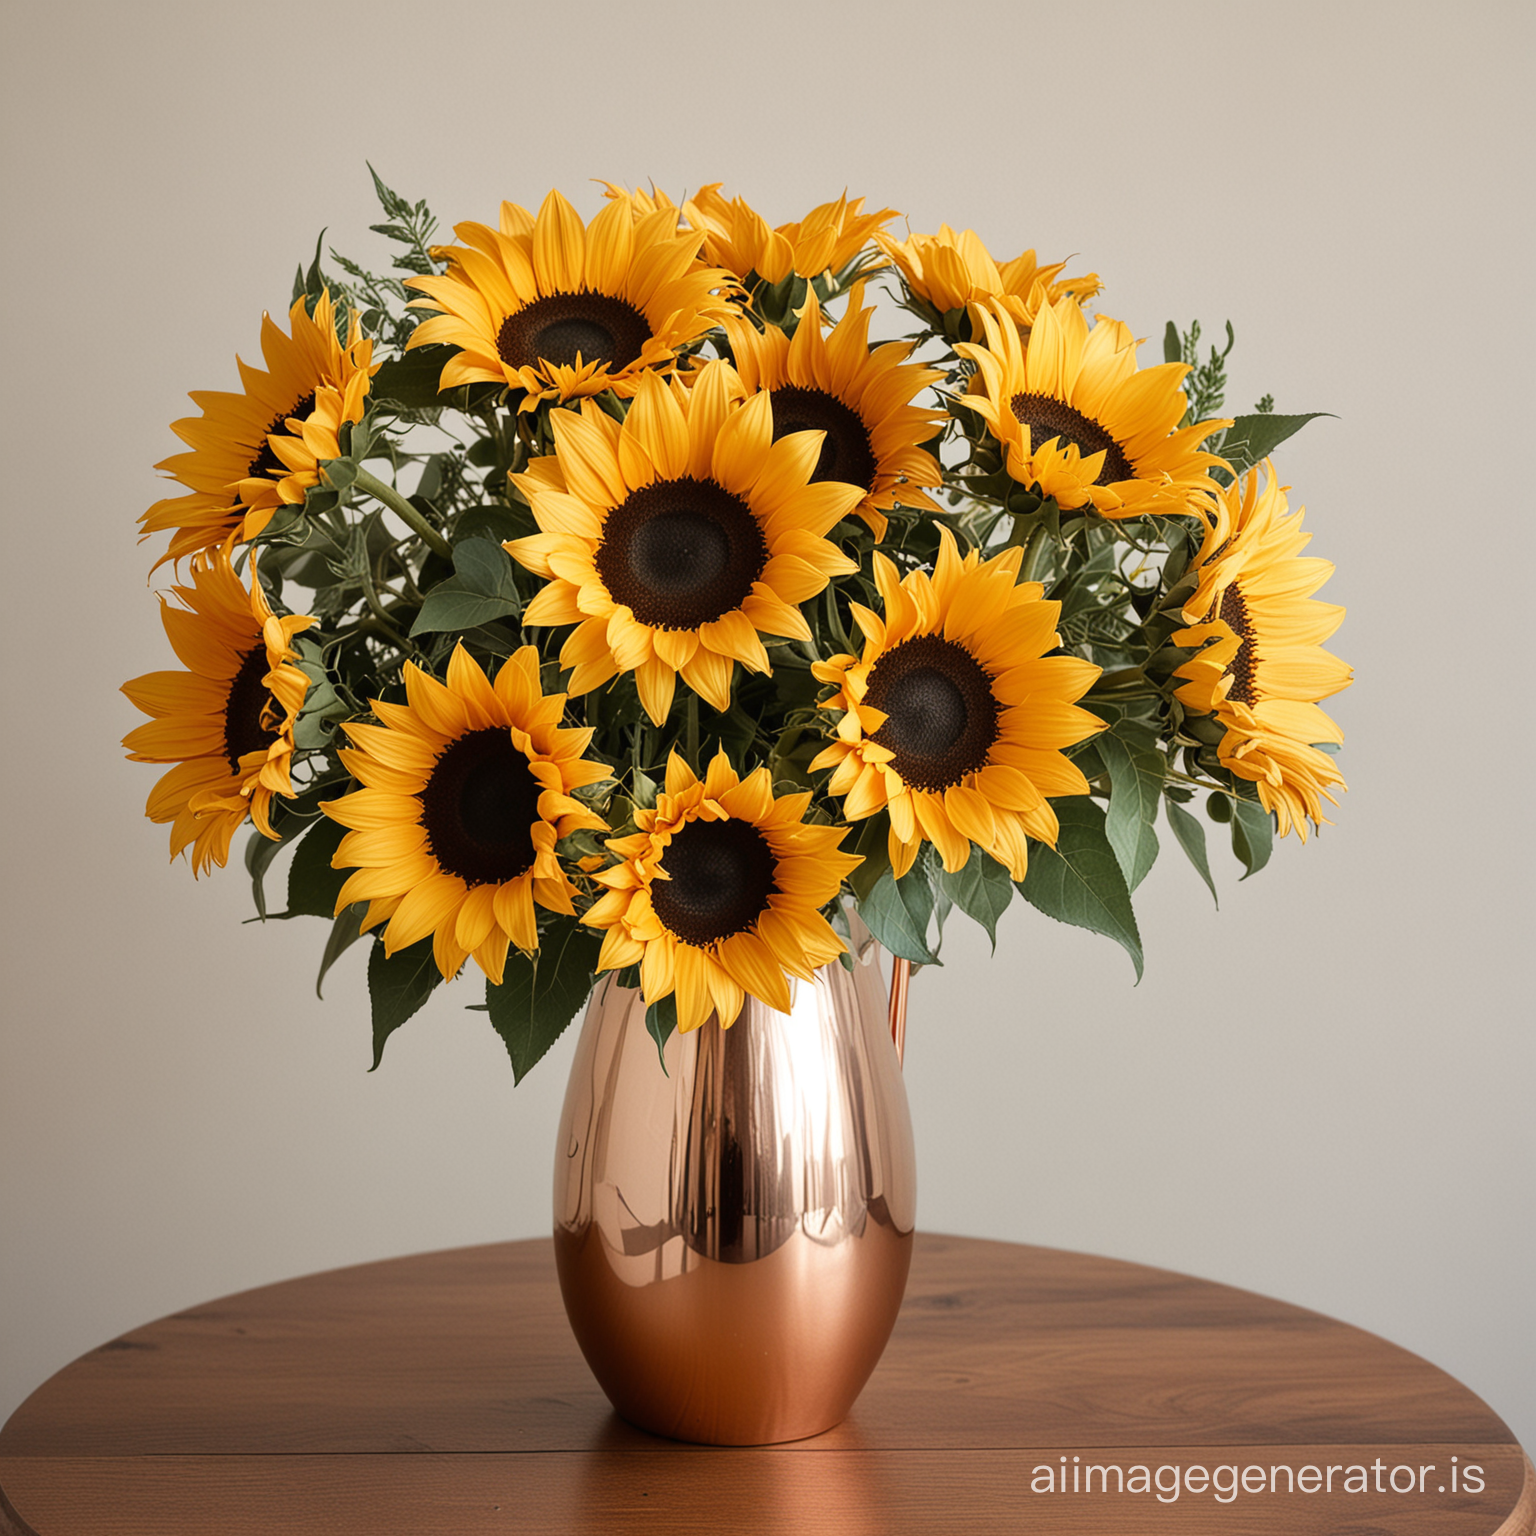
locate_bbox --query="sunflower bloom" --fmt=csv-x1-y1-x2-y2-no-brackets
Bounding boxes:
122,546,313,875
958,297,1230,521
1173,465,1351,840
322,646,611,985
811,527,1102,881
405,189,733,411
584,752,861,1032
140,292,374,566
506,363,862,725
603,182,897,286
723,283,944,538
876,223,1100,332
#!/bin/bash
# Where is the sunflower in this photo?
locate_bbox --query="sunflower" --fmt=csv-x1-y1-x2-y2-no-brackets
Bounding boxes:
603,182,896,286
722,282,944,539
957,297,1230,521
140,291,374,567
583,752,861,1032
875,223,1100,334
811,527,1103,881
404,189,733,412
1173,464,1351,841
122,545,313,876
321,645,611,985
506,363,862,725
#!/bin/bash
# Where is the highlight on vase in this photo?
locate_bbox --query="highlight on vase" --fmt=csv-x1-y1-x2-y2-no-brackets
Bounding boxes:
120,168,1352,1077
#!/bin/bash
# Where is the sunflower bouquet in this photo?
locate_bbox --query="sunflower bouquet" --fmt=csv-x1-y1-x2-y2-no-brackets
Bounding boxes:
122,172,1350,1078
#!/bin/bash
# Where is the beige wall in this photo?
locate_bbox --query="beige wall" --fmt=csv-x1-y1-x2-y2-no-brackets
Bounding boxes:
3,0,1532,1453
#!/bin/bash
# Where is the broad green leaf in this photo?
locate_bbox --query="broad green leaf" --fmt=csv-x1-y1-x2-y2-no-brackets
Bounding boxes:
1163,320,1182,365
937,848,1015,950
1096,724,1163,892
847,812,893,902
371,346,455,409
451,537,521,601
1230,795,1274,879
1218,413,1330,477
1164,795,1218,908
283,815,348,919
245,827,287,919
367,937,440,1069
1019,799,1143,980
409,578,521,636
645,992,679,1071
485,921,603,1083
409,537,523,636
315,907,365,998
857,867,939,965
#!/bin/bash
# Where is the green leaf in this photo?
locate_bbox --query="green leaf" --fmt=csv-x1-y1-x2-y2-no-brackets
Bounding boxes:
645,992,679,1071
1164,795,1218,908
283,815,348,918
1019,799,1143,981
451,537,521,600
409,538,523,637
367,937,441,1069
409,579,521,636
315,907,366,998
1219,413,1331,477
1163,320,1182,365
484,922,603,1083
371,346,454,409
245,830,284,920
937,848,1015,950
1230,796,1274,879
1096,723,1163,892
847,812,894,902
857,867,939,965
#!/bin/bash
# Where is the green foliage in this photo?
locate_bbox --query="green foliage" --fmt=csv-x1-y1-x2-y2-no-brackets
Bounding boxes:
367,937,441,1069
645,992,679,1069
1230,793,1275,879
1164,794,1218,907
858,867,941,966
936,849,1014,950
1095,709,1164,893
1217,413,1331,479
1018,800,1144,981
409,538,523,636
485,922,604,1083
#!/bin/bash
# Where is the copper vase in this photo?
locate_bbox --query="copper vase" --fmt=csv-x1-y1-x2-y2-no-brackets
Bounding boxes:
552,923,917,1445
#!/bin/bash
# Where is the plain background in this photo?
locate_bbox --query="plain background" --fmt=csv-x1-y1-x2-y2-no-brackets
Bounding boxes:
2,0,1532,1458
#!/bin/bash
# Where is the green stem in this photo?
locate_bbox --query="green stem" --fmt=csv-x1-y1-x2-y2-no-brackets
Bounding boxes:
1018,523,1049,584
351,467,454,561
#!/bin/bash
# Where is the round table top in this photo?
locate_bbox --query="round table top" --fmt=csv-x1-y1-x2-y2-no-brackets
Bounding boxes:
2,1233,1530,1535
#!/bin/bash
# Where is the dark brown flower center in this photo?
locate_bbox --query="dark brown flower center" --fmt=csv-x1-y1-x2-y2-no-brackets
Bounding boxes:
1009,392,1133,486
224,647,278,773
496,292,652,375
419,728,542,886
864,633,1001,792
651,817,777,947
1218,584,1258,705
247,391,317,481
769,385,877,493
595,478,769,631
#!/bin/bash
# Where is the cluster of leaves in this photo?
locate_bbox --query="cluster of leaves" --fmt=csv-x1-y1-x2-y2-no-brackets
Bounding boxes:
237,172,1325,1082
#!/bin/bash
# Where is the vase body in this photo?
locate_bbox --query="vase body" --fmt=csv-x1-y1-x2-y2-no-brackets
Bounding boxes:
552,931,916,1445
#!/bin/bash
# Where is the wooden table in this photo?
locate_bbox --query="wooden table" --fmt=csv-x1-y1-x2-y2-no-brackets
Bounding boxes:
2,1234,1530,1534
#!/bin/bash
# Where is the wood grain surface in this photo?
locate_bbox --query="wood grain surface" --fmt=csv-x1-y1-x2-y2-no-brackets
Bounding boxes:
2,1234,1529,1534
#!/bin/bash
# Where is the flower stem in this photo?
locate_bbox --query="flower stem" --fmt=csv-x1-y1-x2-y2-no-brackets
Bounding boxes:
351,467,454,561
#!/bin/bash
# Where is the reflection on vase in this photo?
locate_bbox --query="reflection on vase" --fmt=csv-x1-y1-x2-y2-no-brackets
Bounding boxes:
553,925,916,1445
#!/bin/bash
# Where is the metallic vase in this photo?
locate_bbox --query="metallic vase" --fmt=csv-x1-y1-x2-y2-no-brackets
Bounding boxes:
552,925,917,1445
